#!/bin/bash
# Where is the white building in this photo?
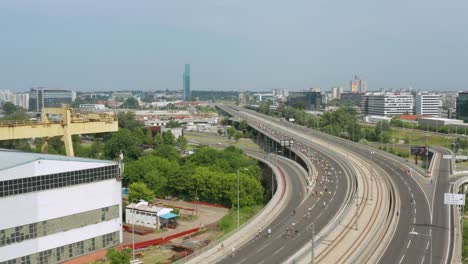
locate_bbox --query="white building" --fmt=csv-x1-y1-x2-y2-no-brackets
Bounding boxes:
253,93,276,103
331,87,342,99
79,104,107,111
364,115,392,124
125,201,175,229
418,117,464,128
366,92,414,116
0,150,122,263
12,93,30,110
415,92,441,117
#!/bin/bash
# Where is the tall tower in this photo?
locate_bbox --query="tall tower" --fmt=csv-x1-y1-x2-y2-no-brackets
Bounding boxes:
350,75,366,94
183,64,191,101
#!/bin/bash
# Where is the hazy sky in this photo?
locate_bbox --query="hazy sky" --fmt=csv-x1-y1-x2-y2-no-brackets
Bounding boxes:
1,0,467,92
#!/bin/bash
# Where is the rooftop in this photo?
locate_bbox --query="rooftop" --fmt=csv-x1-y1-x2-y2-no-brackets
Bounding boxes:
0,149,114,172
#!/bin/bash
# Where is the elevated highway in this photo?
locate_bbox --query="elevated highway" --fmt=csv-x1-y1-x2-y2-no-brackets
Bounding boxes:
224,106,435,264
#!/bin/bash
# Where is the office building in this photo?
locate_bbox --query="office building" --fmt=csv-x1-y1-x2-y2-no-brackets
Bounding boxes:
457,92,468,122
364,92,413,116
331,87,342,99
415,92,441,117
12,93,30,110
183,64,191,101
341,92,363,107
29,87,75,112
0,150,122,263
272,88,289,97
350,75,366,93
287,92,322,111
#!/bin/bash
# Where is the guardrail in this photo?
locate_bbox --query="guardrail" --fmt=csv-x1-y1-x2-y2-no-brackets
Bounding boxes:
0,120,60,127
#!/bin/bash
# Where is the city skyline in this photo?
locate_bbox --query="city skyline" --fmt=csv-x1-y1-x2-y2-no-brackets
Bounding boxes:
1,0,467,92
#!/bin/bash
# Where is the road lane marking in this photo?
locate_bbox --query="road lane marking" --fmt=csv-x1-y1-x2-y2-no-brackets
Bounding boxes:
273,246,285,255
407,240,412,248
420,256,425,264
256,243,270,253
413,217,416,224
426,241,430,250
399,255,406,264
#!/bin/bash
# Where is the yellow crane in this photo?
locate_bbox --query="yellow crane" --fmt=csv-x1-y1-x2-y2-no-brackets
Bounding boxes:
0,106,118,156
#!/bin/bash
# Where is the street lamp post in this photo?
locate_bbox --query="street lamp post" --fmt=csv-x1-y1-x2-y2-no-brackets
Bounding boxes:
311,222,315,264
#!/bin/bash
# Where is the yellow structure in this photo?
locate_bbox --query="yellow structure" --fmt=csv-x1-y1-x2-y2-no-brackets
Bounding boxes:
0,106,118,156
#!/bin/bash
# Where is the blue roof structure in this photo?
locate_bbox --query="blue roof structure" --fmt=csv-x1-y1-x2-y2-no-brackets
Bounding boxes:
159,212,178,219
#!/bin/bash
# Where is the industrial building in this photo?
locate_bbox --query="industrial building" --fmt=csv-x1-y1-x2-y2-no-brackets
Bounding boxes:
0,150,122,263
125,201,176,230
415,92,441,117
364,92,413,116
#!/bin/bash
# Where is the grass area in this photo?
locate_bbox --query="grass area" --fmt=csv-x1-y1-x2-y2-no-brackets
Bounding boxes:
140,248,174,264
184,132,260,150
390,128,453,148
463,219,468,262
218,205,263,234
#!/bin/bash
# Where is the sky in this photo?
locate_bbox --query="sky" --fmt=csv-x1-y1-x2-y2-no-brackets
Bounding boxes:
1,0,467,92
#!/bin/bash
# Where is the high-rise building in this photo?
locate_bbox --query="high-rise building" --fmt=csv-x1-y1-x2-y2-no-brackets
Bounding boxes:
12,93,29,110
183,64,191,101
331,86,342,99
456,92,468,122
415,92,441,117
0,150,122,263
29,87,75,112
350,75,366,94
364,92,413,116
287,92,322,111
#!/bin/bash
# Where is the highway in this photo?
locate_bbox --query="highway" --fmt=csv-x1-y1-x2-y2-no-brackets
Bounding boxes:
224,106,436,264
431,148,454,264
219,146,350,264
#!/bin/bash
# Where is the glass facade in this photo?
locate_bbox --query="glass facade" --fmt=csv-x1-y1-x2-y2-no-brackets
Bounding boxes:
183,64,191,101
28,88,74,112
0,205,119,247
0,231,120,264
457,92,468,122
0,165,118,198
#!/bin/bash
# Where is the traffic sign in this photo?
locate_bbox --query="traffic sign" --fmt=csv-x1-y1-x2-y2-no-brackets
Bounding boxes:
442,155,468,160
444,193,465,205
443,155,453,159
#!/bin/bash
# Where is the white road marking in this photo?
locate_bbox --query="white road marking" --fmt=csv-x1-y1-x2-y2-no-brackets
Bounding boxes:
399,254,406,264
407,240,412,248
413,217,416,224
420,256,425,264
273,246,285,255
426,241,430,250
414,208,417,214
256,243,270,253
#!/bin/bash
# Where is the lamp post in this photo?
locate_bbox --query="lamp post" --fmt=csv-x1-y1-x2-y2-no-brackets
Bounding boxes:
237,167,248,228
132,201,137,262
409,230,432,264
311,222,315,264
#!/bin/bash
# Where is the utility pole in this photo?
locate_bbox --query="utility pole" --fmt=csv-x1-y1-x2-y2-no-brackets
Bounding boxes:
237,168,240,229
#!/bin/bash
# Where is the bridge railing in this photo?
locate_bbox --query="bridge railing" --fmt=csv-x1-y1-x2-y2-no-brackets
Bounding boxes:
0,120,58,127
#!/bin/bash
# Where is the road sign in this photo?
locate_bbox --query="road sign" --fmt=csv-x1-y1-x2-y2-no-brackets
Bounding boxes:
444,193,465,205
442,155,468,160
289,118,295,122
411,146,427,156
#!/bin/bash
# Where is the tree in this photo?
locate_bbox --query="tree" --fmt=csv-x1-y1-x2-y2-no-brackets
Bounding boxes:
239,120,249,131
177,135,188,150
117,111,143,130
217,128,223,136
227,127,237,139
166,120,181,128
163,130,176,145
375,121,390,135
121,97,140,109
153,132,163,146
103,129,142,160
128,182,155,202
106,248,131,264
144,129,153,147
234,131,243,141
153,144,180,161
2,102,18,115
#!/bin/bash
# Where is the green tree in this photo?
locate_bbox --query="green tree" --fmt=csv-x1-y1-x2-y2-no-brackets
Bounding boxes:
117,111,143,130
121,97,140,109
153,144,180,161
144,129,153,147
106,248,131,264
128,182,155,202
166,120,181,128
177,135,188,150
234,131,243,141
375,121,390,135
2,102,18,115
103,129,142,160
227,127,237,139
217,128,223,136
163,130,176,145
153,132,163,146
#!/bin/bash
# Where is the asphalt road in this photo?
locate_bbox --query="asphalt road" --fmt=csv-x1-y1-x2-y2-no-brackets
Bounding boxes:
221,106,438,264
218,145,350,264
431,148,454,264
